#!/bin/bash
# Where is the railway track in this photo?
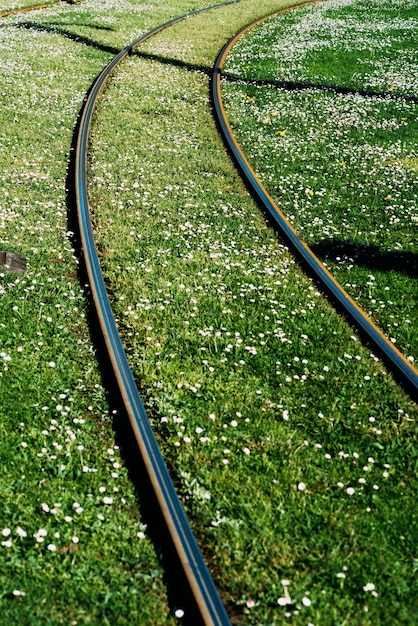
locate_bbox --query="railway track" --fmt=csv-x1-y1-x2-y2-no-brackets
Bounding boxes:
0,0,415,621
211,9,418,402
71,0,416,623
73,4,244,626
0,1,61,18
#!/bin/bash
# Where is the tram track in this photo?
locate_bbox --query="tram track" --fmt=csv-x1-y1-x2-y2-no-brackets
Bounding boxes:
74,4,243,625
0,1,61,18
211,8,418,402
76,0,416,621
75,0,416,622
1,0,415,622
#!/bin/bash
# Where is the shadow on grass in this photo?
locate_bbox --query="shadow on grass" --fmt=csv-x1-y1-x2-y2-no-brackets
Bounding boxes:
310,239,418,279
134,50,211,77
65,94,211,626
222,72,418,104
14,20,120,55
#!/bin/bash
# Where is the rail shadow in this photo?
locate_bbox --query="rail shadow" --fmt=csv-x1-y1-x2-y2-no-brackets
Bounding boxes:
45,19,115,31
134,50,211,77
310,239,418,279
14,20,120,55
221,71,418,104
65,97,209,626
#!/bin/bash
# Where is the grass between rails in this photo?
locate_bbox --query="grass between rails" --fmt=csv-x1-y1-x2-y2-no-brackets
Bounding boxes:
221,0,418,360
87,0,418,624
0,0,229,623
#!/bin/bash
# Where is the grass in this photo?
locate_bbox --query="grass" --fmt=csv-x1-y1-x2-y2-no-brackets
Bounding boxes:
221,0,418,360
0,0,227,623
0,0,417,623
86,0,418,624
0,0,58,15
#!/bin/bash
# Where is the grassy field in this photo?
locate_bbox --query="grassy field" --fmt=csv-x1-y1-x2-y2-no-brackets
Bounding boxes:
222,0,418,361
88,0,418,624
0,0,417,624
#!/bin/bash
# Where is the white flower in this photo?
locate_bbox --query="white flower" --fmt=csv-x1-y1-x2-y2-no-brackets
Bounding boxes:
363,583,376,592
302,596,311,607
297,482,306,491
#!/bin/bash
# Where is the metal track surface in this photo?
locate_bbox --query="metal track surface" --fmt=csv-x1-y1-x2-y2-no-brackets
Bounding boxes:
211,6,418,402
0,2,61,17
74,3,244,625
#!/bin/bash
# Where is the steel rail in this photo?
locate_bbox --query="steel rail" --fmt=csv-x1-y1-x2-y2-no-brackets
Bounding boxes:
74,3,244,625
211,5,418,402
0,1,61,17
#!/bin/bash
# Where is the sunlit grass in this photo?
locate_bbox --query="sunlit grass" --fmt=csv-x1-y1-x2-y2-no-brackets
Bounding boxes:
222,0,418,360
0,0,222,622
87,0,418,623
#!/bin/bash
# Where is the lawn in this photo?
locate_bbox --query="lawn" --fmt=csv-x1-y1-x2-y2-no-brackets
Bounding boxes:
0,0,417,624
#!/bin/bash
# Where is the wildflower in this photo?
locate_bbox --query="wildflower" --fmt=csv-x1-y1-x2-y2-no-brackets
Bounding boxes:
47,544,57,552
246,599,255,608
302,596,311,607
363,583,376,592
297,482,306,491
12,590,25,597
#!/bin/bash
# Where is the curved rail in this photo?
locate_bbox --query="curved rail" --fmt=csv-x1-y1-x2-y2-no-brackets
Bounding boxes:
0,1,61,17
211,7,418,402
74,3,244,625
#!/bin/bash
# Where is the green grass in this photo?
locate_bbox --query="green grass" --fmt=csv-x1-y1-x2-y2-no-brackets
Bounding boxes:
222,0,418,360
0,0,227,623
0,0,58,14
86,0,418,624
1,0,417,623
